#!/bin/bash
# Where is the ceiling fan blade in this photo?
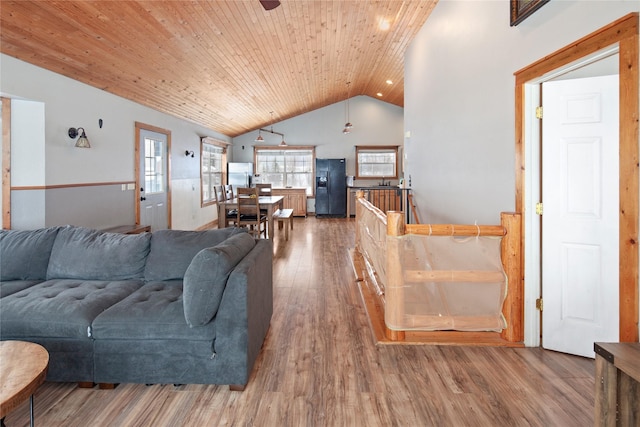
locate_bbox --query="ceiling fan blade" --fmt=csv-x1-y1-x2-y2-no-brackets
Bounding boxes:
259,1,281,11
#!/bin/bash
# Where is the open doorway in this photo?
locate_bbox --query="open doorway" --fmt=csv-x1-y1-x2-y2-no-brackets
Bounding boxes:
515,13,639,350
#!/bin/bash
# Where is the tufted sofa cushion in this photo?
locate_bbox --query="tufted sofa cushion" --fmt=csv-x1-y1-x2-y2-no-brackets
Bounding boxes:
0,279,143,339
144,228,246,281
0,280,44,298
92,280,215,341
183,232,257,327
47,226,151,281
0,226,61,281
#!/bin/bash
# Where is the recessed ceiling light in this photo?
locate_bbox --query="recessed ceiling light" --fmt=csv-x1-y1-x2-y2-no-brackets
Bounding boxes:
386,80,393,85
378,18,390,31
377,92,383,97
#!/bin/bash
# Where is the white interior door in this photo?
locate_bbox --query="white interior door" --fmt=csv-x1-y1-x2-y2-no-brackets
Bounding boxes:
139,128,168,231
541,75,619,358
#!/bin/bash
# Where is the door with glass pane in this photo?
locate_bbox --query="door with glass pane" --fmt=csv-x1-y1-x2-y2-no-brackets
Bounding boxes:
139,127,169,231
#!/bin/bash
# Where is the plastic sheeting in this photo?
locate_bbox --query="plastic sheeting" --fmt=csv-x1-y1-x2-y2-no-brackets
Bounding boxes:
385,233,507,332
356,197,507,332
355,199,388,297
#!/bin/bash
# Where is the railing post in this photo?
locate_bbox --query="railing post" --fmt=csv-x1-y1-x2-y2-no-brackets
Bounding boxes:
500,212,523,343
386,211,406,341
355,190,365,250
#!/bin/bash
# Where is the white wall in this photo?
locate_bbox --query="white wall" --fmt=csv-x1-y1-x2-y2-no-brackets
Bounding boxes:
232,95,404,209
404,0,639,225
1,54,231,230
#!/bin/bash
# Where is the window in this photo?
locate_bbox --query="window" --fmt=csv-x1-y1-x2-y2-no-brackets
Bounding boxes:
355,145,399,180
201,138,227,206
254,146,315,196
144,137,165,194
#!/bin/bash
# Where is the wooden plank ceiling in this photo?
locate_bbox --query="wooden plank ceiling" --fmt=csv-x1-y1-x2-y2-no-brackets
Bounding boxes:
0,1,437,137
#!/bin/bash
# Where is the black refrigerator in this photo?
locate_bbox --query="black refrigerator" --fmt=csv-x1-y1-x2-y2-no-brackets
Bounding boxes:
315,158,346,217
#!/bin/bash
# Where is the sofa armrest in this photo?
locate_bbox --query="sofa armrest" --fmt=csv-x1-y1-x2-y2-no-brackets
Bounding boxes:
213,239,273,386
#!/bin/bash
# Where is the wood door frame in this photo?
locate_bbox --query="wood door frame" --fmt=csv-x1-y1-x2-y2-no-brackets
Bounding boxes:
135,121,172,229
515,13,639,342
2,97,11,229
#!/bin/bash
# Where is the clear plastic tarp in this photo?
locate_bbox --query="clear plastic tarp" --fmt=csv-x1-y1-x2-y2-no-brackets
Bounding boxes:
355,199,388,296
385,233,507,332
356,197,507,332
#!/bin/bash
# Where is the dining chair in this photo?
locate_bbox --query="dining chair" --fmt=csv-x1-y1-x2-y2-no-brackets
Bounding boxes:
236,187,268,238
224,184,234,200
215,185,237,226
213,185,224,202
255,183,272,196
255,183,272,215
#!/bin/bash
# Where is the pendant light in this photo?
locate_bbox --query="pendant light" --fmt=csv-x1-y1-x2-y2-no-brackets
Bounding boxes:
343,82,353,134
255,111,287,145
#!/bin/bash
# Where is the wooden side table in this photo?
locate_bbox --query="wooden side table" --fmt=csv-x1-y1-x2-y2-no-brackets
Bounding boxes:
103,224,151,234
594,342,640,426
0,341,49,427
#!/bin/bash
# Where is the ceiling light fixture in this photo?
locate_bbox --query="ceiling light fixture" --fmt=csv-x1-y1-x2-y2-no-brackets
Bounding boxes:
256,111,286,145
343,81,353,135
259,0,281,11
68,127,91,148
378,18,391,31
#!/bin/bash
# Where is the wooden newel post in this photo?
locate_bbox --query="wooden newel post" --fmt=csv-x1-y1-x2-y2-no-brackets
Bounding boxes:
386,211,406,341
500,212,523,343
355,190,365,249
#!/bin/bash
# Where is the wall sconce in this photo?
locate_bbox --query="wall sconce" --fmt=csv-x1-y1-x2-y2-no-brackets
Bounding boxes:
185,150,195,158
68,127,91,148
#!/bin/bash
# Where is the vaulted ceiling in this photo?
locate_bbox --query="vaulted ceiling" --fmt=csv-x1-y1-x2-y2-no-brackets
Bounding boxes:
0,1,437,137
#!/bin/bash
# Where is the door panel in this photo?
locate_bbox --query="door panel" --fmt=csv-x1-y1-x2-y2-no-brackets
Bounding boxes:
541,75,619,358
139,128,168,231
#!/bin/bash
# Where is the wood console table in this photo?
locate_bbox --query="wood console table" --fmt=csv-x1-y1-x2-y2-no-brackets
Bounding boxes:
103,224,151,234
594,342,640,426
0,341,49,427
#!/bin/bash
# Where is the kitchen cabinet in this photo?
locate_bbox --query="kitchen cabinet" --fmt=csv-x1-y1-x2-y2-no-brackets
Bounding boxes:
272,188,307,217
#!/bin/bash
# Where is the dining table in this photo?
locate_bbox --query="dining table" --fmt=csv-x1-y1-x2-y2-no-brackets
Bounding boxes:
218,195,284,239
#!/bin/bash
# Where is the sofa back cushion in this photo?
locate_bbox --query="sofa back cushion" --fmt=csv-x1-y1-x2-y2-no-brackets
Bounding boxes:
144,228,245,281
183,232,256,327
0,226,61,280
47,226,151,280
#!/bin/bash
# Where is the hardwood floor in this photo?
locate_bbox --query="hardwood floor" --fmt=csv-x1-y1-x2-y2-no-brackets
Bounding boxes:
4,217,595,426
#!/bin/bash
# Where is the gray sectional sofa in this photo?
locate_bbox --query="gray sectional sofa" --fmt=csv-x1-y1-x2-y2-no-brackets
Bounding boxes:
0,225,273,389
